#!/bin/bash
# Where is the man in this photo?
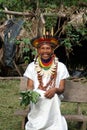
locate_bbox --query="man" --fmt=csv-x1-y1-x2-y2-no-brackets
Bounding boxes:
24,33,69,130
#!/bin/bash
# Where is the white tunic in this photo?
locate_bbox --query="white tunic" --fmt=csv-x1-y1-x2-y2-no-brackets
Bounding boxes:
24,61,69,130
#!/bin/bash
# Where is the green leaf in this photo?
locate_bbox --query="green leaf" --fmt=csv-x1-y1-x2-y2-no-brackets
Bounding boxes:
20,90,41,106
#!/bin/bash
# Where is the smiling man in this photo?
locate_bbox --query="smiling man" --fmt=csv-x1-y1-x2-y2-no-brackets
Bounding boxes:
24,33,69,130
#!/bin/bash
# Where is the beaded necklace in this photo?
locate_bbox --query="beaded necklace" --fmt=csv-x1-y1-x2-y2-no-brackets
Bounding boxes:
35,55,58,91
38,55,55,70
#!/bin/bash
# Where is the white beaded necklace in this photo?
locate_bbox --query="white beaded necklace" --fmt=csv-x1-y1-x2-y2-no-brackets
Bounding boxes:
35,56,58,76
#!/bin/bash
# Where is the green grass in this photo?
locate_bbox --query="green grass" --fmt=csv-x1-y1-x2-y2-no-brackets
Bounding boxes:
0,79,87,130
0,79,23,130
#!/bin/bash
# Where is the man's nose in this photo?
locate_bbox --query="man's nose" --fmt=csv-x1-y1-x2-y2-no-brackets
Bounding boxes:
43,48,48,52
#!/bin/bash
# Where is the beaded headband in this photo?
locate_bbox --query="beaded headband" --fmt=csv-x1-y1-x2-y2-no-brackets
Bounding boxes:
31,36,59,49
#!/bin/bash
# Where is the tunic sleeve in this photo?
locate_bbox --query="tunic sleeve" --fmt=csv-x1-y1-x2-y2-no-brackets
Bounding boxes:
23,62,35,81
58,62,70,80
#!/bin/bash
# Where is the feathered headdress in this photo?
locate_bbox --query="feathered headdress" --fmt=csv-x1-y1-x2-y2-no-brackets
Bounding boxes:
31,27,59,49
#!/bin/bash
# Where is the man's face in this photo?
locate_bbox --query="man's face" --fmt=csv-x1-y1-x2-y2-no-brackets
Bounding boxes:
37,43,54,60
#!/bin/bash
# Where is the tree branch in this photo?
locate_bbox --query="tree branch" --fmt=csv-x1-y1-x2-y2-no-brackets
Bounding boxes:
0,9,67,18
0,10,36,17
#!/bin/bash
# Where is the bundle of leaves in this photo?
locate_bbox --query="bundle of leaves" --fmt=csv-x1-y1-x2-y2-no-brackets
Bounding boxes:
20,90,41,106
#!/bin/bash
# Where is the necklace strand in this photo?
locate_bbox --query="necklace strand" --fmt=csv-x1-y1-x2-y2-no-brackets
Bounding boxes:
35,55,58,91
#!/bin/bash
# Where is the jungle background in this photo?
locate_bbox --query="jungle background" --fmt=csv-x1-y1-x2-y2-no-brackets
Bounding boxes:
0,1,87,130
0,0,87,78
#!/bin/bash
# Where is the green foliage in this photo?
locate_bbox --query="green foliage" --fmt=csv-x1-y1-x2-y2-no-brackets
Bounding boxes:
31,49,37,56
76,26,87,41
39,0,59,8
61,23,87,50
45,16,57,31
0,0,36,11
16,38,36,63
61,38,72,50
0,0,87,62
20,90,41,106
0,0,85,13
65,24,80,44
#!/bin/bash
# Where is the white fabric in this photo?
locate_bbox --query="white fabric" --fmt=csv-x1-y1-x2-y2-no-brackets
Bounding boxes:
24,61,69,90
24,61,69,130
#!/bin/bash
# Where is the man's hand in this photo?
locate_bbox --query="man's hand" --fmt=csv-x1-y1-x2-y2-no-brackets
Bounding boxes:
44,87,57,99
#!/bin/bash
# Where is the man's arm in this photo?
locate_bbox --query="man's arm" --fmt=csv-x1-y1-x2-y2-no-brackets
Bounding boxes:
55,79,65,94
27,78,34,90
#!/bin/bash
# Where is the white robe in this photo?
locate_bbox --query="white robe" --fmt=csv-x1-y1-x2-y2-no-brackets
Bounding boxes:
24,61,69,130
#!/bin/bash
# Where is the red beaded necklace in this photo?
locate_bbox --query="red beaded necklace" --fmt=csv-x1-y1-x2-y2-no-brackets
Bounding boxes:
38,55,55,70
35,55,58,91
